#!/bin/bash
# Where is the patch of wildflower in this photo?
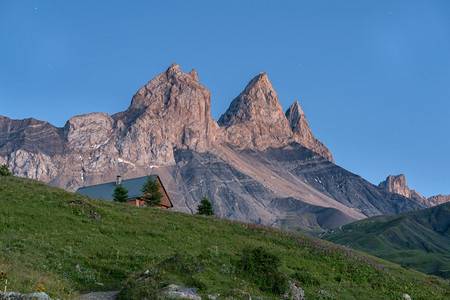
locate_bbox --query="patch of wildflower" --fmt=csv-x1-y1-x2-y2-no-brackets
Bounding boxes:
37,283,46,293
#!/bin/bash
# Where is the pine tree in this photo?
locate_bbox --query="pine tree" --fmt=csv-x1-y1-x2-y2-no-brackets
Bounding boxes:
0,164,11,176
113,184,129,202
141,176,162,206
197,197,214,215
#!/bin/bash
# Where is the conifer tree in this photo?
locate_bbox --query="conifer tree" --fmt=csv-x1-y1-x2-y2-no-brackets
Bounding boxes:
113,184,129,202
197,196,214,215
141,176,162,206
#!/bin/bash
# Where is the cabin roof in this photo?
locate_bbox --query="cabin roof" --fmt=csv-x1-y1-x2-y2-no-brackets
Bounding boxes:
76,175,157,201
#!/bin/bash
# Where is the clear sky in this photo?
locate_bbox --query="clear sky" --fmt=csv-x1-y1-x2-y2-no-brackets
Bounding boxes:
1,1,449,197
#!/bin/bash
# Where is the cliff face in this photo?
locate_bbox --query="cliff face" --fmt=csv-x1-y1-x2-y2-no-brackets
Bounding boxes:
0,64,436,230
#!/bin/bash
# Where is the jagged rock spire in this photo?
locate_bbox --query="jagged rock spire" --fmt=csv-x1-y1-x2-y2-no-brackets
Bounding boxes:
218,72,293,149
286,101,334,162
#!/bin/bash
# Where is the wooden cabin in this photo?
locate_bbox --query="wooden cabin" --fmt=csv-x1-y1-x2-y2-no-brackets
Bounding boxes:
76,175,173,209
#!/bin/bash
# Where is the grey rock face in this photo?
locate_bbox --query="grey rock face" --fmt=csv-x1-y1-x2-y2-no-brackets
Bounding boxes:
0,116,64,157
65,112,115,151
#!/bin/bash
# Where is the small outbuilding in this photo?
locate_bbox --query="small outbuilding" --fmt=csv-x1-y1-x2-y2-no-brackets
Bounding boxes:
76,175,173,209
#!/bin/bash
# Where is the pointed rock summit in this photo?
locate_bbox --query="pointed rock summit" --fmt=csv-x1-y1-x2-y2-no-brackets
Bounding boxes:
286,101,334,162
218,72,293,149
113,63,216,165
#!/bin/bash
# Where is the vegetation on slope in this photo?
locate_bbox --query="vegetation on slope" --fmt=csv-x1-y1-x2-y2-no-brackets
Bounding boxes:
322,202,450,279
0,176,448,299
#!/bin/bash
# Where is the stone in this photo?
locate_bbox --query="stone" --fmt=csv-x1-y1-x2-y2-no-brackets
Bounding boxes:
159,284,201,299
0,291,52,300
401,293,412,300
283,280,305,300
78,290,120,300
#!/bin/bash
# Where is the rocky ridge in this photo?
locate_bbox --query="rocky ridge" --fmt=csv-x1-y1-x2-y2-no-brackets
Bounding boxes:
379,174,449,207
0,64,438,230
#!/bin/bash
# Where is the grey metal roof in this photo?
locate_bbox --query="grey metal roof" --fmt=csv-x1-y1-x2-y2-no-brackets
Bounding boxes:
76,175,157,201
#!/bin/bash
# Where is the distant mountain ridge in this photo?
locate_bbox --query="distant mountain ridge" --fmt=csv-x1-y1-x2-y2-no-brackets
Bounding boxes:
323,202,450,278
0,64,443,230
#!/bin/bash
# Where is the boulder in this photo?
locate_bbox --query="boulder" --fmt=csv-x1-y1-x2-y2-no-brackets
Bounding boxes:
159,284,201,299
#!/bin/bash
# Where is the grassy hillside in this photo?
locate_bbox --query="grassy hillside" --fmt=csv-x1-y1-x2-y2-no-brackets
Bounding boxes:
0,176,448,299
322,202,450,279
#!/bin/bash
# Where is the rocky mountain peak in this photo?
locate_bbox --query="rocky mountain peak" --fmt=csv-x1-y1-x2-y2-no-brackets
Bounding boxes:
379,174,411,198
286,101,305,123
217,72,293,149
286,102,334,163
113,64,216,166
379,174,426,203
166,62,182,78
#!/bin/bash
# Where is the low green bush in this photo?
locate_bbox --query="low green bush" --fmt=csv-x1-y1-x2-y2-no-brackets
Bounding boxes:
238,246,288,295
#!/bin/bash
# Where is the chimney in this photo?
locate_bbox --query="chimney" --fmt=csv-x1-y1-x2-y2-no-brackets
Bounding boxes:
116,175,122,186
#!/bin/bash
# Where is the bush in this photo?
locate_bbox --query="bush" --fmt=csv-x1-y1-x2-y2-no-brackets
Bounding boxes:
197,197,214,215
0,164,11,176
239,246,288,295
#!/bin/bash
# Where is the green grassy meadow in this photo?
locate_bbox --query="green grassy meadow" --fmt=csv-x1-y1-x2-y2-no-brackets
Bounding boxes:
0,176,448,299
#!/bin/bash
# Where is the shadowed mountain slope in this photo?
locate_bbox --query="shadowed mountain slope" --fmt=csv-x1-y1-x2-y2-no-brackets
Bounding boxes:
323,202,450,278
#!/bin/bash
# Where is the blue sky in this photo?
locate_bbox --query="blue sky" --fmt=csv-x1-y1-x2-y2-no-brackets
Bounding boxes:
1,1,449,197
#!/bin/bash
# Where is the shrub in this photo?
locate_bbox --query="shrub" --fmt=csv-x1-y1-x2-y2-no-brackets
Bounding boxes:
239,246,288,295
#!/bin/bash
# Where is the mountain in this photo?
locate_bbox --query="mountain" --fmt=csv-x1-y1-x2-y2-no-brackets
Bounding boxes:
322,202,450,279
0,64,433,230
0,176,448,299
379,174,450,207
